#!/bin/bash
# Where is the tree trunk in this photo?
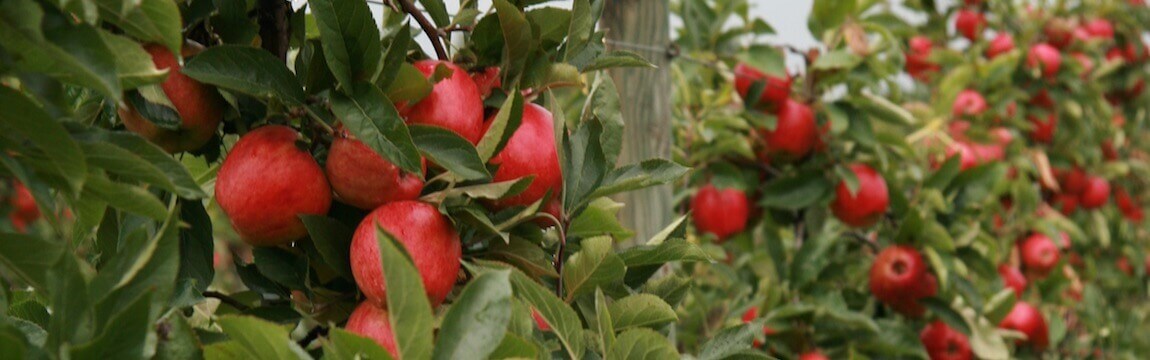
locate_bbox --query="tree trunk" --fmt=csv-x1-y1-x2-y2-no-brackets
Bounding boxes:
601,0,673,243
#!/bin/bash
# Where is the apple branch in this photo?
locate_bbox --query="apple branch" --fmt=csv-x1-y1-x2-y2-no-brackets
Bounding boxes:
257,0,291,61
393,0,449,61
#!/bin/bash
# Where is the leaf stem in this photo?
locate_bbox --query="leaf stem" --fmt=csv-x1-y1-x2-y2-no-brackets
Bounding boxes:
393,0,449,61
203,291,252,311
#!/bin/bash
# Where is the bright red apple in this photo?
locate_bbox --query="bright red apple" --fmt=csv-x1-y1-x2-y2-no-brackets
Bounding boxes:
906,36,940,80
952,90,988,117
1058,167,1089,195
758,98,817,160
798,351,829,360
955,10,986,41
986,34,1016,59
487,103,562,209
998,264,1027,298
734,62,792,110
471,66,502,99
831,164,889,228
998,301,1049,349
691,183,750,241
1079,176,1110,209
1117,256,1134,276
345,301,398,357
215,125,332,246
1116,186,1144,222
350,200,461,307
7,181,39,233
1082,19,1115,40
1027,113,1057,143
119,43,223,153
325,128,425,210
1019,233,1061,277
399,60,486,144
870,245,936,317
920,320,972,360
1027,43,1062,78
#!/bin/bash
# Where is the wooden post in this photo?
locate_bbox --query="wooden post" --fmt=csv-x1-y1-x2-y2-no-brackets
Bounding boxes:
601,0,673,243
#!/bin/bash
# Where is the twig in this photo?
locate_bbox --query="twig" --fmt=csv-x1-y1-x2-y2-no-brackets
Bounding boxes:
256,0,291,61
539,211,569,298
393,0,448,61
296,325,329,348
204,291,252,311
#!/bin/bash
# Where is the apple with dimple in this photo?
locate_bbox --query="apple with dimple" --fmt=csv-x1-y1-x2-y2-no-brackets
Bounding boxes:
869,245,936,317
350,200,461,307
920,320,972,360
691,183,749,241
325,127,425,210
345,301,398,357
399,60,486,144
215,125,332,246
1027,43,1062,78
486,103,562,210
831,164,889,227
119,43,223,153
952,90,987,117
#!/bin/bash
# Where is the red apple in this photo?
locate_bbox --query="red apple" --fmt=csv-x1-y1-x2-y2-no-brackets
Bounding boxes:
350,201,461,307
470,66,501,99
998,264,1028,298
799,351,829,360
998,301,1049,349
734,62,792,110
399,60,486,144
758,98,817,160
1054,193,1080,215
1019,233,1061,277
486,103,562,209
952,90,988,117
119,43,223,153
1027,43,1062,78
325,128,425,210
869,245,935,317
345,301,398,357
954,10,986,41
7,181,40,233
1058,167,1089,195
1082,19,1115,40
906,36,940,80
920,320,973,360
831,164,889,228
1027,113,1057,143
964,0,983,5
1079,176,1110,209
986,34,1016,59
691,183,750,241
1029,89,1055,109
1116,187,1144,222
1044,19,1075,49
1117,256,1134,276
215,125,332,246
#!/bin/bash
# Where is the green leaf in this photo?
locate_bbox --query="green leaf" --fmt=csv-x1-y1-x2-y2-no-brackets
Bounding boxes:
0,234,65,290
332,84,423,176
738,45,787,78
920,297,972,334
0,83,88,194
83,172,168,221
433,270,513,360
81,142,202,198
299,215,355,280
68,124,204,199
698,323,756,360
375,24,411,90
608,294,677,331
154,313,203,360
586,75,624,166
562,0,594,61
182,45,306,105
759,169,832,210
0,1,121,100
582,50,656,72
812,49,862,70
808,0,856,37
476,92,524,162
95,0,183,55
98,30,166,89
487,333,538,359
563,121,609,213
45,254,93,349
421,178,532,204
253,247,308,290
322,328,395,360
88,200,177,301
419,0,450,27
176,200,214,294
493,0,535,85
70,292,153,360
982,288,1016,324
309,0,382,89
383,62,433,103
567,197,633,240
482,236,558,279
215,316,311,360
589,159,689,199
562,236,625,302
853,92,916,126
410,125,490,181
505,268,586,359
608,328,680,360
594,289,615,351
375,226,435,360
617,240,710,267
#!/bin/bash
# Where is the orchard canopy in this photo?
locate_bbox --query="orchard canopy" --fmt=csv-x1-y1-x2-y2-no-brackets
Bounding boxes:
2,0,1150,359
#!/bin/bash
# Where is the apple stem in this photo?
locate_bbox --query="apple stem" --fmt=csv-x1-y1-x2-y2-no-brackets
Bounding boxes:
303,106,336,136
394,0,449,61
